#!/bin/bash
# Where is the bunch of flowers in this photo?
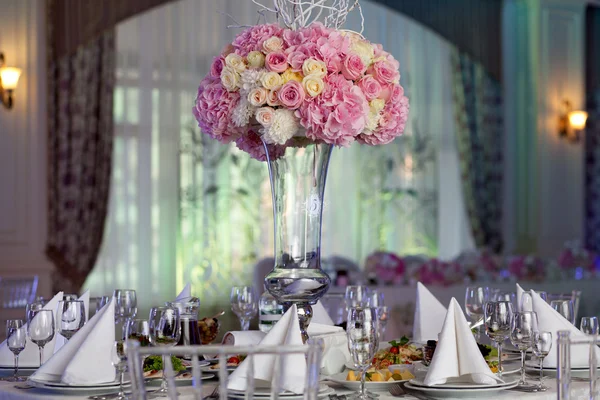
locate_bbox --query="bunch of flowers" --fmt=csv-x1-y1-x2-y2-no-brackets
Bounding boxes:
410,258,463,287
506,255,546,282
193,22,409,160
557,242,598,273
364,251,406,284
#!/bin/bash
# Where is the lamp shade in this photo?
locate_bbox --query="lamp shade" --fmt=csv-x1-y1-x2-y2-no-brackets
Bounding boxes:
568,110,588,130
0,67,21,90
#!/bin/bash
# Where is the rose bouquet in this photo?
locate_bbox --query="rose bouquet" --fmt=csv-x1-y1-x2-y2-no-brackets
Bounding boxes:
192,21,409,160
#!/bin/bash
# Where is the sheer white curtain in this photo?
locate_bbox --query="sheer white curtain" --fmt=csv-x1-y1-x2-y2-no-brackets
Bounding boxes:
84,0,473,314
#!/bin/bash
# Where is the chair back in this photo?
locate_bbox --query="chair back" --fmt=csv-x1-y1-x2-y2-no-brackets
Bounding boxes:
557,330,599,399
126,338,324,400
0,276,39,309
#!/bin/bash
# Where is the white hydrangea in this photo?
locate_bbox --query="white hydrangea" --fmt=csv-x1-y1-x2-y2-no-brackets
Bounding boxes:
231,97,255,128
240,69,265,92
261,109,299,145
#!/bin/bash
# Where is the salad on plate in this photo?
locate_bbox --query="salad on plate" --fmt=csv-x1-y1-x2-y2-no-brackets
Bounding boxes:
371,337,423,369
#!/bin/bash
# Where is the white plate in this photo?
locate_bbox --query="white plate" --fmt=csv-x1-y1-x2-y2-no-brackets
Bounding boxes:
404,380,518,398
28,375,128,388
183,360,210,368
146,373,214,386
325,372,408,392
26,379,130,395
409,377,518,390
0,366,37,372
229,386,334,399
229,384,331,398
525,361,596,378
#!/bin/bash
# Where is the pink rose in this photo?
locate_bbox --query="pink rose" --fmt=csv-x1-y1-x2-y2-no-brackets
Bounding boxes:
286,43,319,71
232,24,283,56
210,56,225,78
277,80,305,109
357,75,382,100
341,54,366,80
235,130,285,162
265,51,289,73
371,60,400,84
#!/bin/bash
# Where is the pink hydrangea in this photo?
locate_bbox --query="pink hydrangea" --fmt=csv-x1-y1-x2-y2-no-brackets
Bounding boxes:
192,76,242,143
358,84,409,145
286,43,320,71
232,23,284,56
210,56,225,78
235,130,285,162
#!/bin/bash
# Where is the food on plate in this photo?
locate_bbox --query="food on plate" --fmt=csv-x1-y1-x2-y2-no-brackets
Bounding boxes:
371,336,422,369
209,355,246,370
143,355,186,378
487,360,501,373
346,367,414,382
198,317,220,344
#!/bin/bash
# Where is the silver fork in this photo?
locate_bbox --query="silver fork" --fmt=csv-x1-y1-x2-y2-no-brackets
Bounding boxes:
203,385,219,400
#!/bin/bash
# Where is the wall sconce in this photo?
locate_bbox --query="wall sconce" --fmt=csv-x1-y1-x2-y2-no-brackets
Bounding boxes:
558,100,587,142
0,53,22,109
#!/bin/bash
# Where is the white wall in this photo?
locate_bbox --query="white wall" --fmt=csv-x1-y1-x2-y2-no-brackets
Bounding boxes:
0,0,52,297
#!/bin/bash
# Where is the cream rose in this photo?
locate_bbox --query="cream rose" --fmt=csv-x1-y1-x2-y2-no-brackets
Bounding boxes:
261,71,284,90
255,106,275,127
267,90,280,106
281,69,303,83
262,36,284,53
225,53,246,73
302,75,324,97
221,66,240,92
248,87,268,107
302,59,327,78
351,40,375,67
246,51,265,68
370,98,385,114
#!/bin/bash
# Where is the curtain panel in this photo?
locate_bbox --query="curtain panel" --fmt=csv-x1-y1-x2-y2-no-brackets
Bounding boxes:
451,50,504,253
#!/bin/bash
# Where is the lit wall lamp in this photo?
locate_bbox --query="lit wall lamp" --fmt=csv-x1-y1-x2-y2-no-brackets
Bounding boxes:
0,53,22,109
558,100,588,142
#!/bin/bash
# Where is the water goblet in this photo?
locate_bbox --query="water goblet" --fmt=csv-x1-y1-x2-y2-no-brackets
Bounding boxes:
537,291,548,302
550,300,575,324
520,292,534,312
345,285,369,314
377,306,390,341
465,286,489,339
347,307,379,400
27,309,55,366
510,311,538,387
230,286,258,331
26,302,43,323
112,341,129,399
580,317,599,335
91,296,110,316
532,331,552,391
149,306,180,395
58,300,86,340
495,292,517,309
2,320,27,382
114,290,137,322
484,301,513,378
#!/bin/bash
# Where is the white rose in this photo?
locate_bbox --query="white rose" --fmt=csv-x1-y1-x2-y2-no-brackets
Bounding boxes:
225,53,246,73
255,106,275,127
302,59,327,78
262,36,284,53
246,51,265,68
302,75,324,97
221,66,240,92
261,71,284,90
248,87,268,107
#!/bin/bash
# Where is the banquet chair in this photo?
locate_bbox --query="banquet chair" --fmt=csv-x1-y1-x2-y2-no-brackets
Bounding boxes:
0,276,38,309
126,338,324,400
557,330,600,399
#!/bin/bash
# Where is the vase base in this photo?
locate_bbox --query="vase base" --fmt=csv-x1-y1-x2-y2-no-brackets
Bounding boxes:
283,302,312,343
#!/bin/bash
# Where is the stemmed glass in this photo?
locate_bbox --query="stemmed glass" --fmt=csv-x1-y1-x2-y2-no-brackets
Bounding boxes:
230,286,258,331
27,309,55,366
532,331,552,391
580,317,599,335
91,296,110,316
347,307,379,400
377,306,390,341
26,302,43,323
550,300,575,324
484,301,513,378
125,319,151,346
149,306,181,395
345,286,369,312
510,311,538,388
114,290,137,322
58,300,86,340
2,320,27,382
465,286,489,339
112,341,129,399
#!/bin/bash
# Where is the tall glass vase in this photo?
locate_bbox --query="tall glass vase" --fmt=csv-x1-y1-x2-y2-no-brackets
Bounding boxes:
262,139,333,342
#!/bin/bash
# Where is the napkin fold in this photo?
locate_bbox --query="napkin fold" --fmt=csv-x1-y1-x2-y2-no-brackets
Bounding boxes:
516,283,527,312
307,323,350,375
0,291,64,367
53,290,91,354
311,301,334,325
175,283,192,301
530,290,600,368
31,298,116,384
228,304,306,394
424,298,502,386
222,331,266,346
412,282,447,343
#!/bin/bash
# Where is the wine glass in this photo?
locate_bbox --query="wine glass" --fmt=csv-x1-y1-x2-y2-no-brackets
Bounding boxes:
114,290,137,322
494,292,517,309
550,300,575,324
27,309,55,366
2,320,27,382
580,317,599,335
537,291,548,302
347,307,379,400
484,301,513,378
124,319,151,345
230,286,258,331
510,311,538,387
377,306,390,341
465,286,489,339
91,296,110,316
26,302,44,323
345,285,369,313
520,292,534,312
58,300,86,340
149,306,180,394
112,341,129,399
532,331,552,391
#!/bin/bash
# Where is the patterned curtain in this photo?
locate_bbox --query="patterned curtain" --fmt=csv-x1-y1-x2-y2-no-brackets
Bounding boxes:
451,49,504,252
46,32,116,292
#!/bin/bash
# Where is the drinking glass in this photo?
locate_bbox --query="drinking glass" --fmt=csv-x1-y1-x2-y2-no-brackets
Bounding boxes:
58,300,86,340
230,286,258,331
27,309,55,366
377,306,390,341
484,301,513,378
3,320,27,382
124,319,151,346
91,296,110,316
149,306,180,394
465,286,489,339
537,291,548,302
114,290,137,322
367,289,384,309
347,307,379,400
112,341,129,399
580,317,599,335
26,302,43,323
510,311,538,387
520,292,534,312
494,292,517,309
550,300,575,324
532,331,552,391
345,286,370,312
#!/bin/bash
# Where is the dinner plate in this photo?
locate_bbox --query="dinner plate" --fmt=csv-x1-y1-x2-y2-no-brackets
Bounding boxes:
28,375,129,388
146,372,214,386
183,360,210,369
404,380,519,399
409,377,518,390
0,366,37,373
229,384,332,398
27,378,131,395
325,372,409,392
525,361,597,378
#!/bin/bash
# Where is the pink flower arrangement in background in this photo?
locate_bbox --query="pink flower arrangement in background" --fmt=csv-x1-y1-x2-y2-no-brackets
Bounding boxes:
193,22,409,161
365,251,406,284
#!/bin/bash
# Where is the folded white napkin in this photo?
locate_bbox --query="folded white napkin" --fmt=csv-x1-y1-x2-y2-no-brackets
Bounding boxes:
530,290,600,368
516,283,527,312
424,298,502,386
31,298,116,384
312,301,334,325
175,283,192,301
307,323,350,375
0,291,64,367
53,290,91,354
222,331,266,346
228,304,306,394
412,282,447,343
